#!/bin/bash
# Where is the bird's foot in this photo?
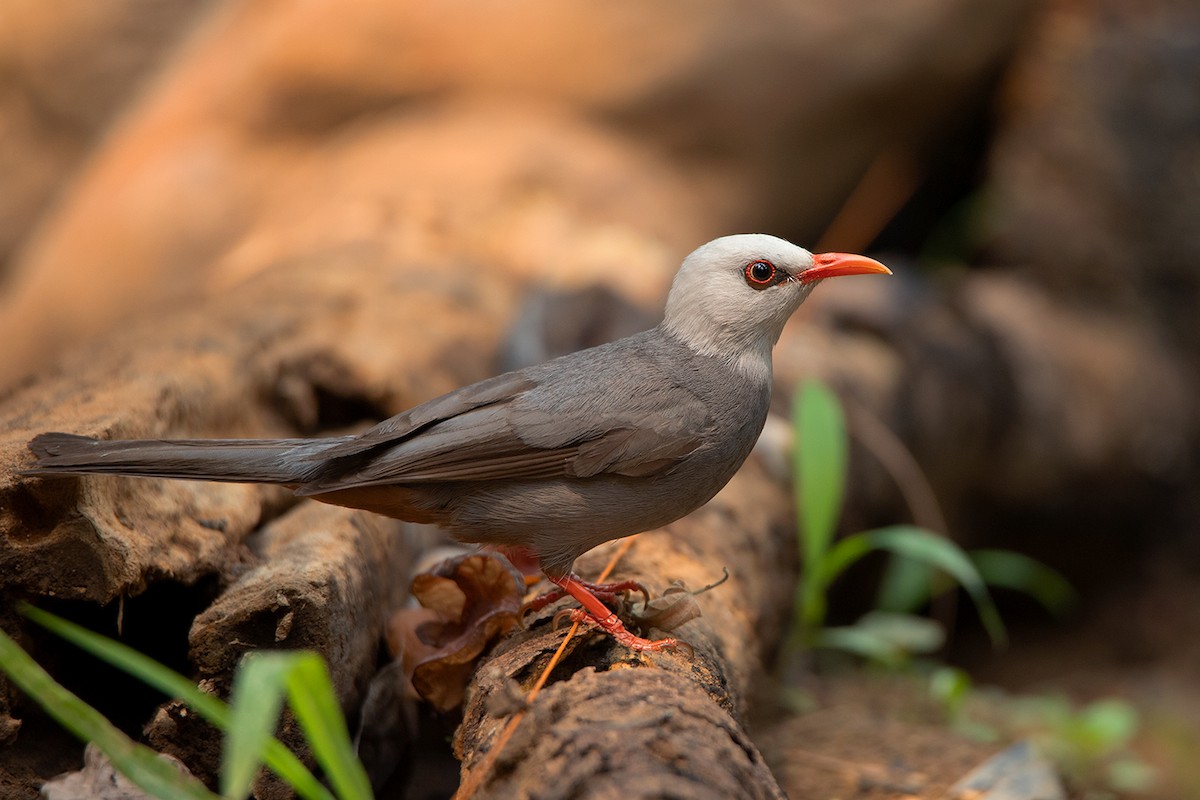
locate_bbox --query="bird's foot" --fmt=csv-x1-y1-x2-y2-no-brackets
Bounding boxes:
552,607,689,654
542,572,691,655
521,575,650,616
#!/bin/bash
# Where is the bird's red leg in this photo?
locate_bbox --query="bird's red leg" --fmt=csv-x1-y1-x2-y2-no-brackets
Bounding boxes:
546,573,680,652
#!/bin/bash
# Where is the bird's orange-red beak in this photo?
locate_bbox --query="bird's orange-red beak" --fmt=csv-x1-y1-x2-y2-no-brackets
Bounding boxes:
802,252,892,283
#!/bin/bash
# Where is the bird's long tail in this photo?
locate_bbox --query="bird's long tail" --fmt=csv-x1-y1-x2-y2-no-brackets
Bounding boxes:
24,432,348,485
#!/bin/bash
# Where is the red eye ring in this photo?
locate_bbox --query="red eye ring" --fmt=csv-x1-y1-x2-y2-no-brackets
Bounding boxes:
744,259,777,288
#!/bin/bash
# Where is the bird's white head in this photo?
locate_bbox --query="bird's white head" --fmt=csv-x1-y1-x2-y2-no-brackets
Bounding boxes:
661,234,890,378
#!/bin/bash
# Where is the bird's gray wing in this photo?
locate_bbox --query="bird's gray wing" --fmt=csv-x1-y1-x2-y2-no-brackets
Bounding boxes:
513,403,708,479
509,342,714,478
297,361,710,492
307,371,538,462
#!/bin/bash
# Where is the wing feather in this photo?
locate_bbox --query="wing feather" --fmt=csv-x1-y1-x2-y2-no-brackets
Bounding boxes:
299,333,713,493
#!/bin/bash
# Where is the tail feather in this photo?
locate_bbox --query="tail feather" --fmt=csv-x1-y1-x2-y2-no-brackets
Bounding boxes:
25,432,346,485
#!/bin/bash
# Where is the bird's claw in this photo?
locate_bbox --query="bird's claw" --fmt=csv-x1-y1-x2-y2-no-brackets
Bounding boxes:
607,626,691,655
551,607,585,632
596,579,651,611
549,607,692,656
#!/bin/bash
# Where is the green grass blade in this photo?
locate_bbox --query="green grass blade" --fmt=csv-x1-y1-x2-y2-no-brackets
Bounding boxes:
791,380,849,638
864,526,1007,646
792,380,847,567
877,548,1075,619
223,654,292,800
222,651,372,800
284,654,373,800
0,627,217,800
970,549,1077,616
20,605,334,800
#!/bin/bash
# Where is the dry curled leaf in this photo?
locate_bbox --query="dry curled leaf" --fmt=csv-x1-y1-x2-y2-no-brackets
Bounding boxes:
630,569,728,633
386,553,525,711
632,585,703,633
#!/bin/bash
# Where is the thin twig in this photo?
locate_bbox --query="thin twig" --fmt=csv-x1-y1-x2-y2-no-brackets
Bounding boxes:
814,148,921,254
844,399,960,633
844,401,948,534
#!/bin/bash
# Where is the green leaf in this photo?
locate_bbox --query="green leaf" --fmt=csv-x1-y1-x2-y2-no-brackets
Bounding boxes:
876,556,936,613
790,380,850,640
793,531,874,638
283,654,373,800
929,666,972,718
0,626,217,800
223,654,292,799
860,526,1007,647
814,625,904,667
816,612,944,666
970,549,1077,616
792,380,848,568
1075,699,1139,754
878,549,1075,624
1106,757,1158,793
855,611,946,652
223,652,372,800
20,604,334,800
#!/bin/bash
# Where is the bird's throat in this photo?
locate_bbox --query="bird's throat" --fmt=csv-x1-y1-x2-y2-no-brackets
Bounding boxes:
661,321,775,383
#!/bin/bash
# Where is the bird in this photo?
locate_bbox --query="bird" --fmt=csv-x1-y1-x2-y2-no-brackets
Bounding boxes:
25,234,889,651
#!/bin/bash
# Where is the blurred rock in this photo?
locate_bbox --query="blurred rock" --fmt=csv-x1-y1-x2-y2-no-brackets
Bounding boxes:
499,283,656,371
354,660,418,794
0,0,211,276
41,743,197,800
988,0,1200,365
950,741,1067,800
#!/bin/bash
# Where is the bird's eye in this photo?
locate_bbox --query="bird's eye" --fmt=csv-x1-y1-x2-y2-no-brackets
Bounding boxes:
744,259,777,289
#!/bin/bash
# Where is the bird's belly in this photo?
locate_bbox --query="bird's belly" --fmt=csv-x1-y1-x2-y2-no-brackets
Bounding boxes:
440,462,735,574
